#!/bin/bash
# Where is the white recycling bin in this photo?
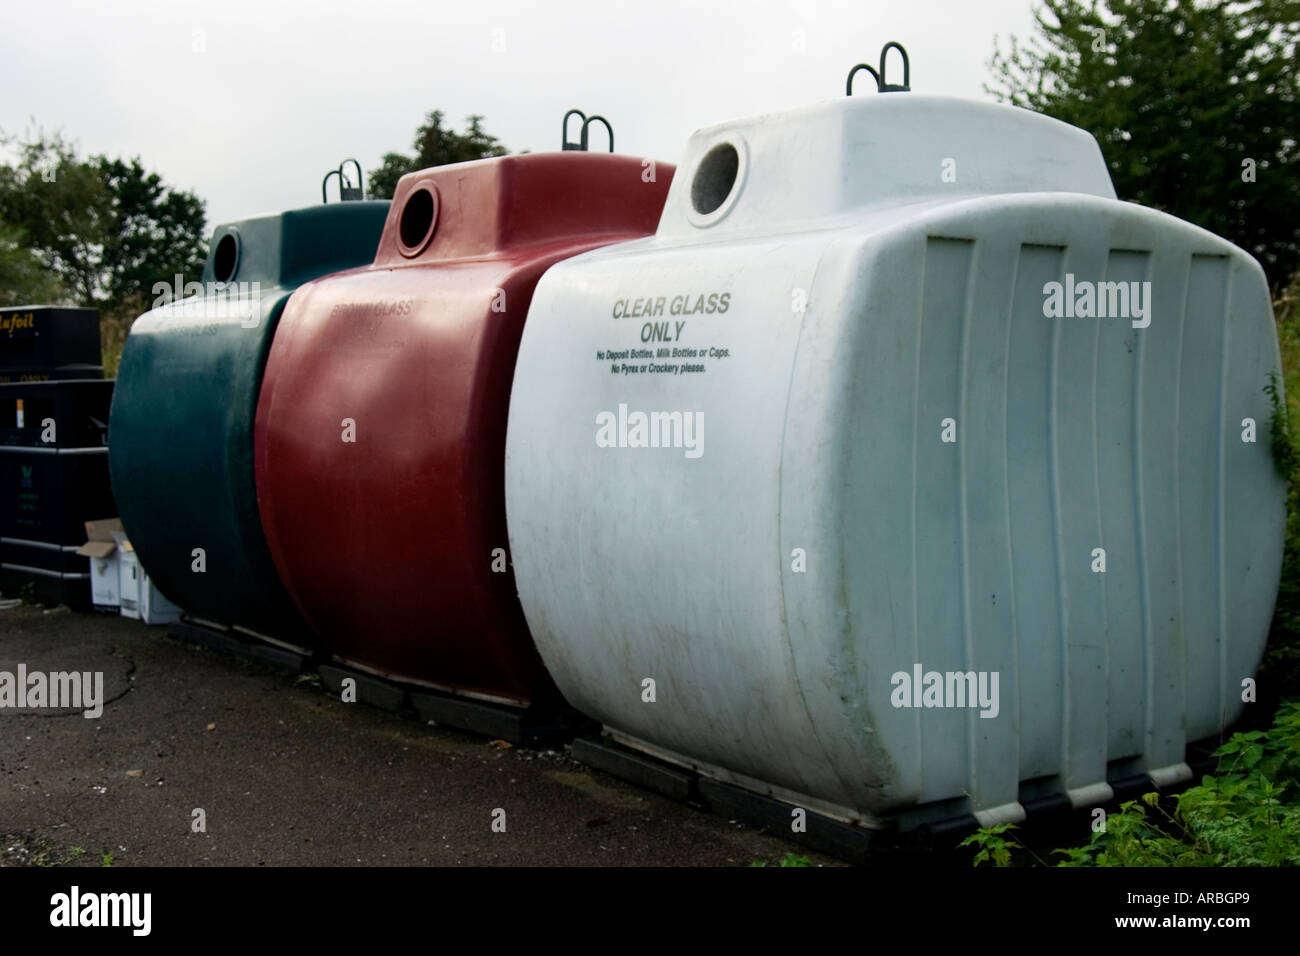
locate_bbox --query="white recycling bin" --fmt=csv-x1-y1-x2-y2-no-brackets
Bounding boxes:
504,94,1286,827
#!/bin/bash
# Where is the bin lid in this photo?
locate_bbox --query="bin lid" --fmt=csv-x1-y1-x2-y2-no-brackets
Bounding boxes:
657,94,1117,238
201,201,391,290
373,153,671,265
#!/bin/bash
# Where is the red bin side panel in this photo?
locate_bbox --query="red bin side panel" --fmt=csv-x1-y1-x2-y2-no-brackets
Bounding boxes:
255,153,673,703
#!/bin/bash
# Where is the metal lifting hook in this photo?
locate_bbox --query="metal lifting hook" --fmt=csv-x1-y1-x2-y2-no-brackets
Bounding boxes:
322,158,365,203
561,109,616,152
846,41,911,95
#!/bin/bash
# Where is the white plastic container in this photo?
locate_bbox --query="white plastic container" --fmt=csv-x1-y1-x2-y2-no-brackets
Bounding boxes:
76,518,122,610
504,94,1286,827
88,553,120,609
113,533,180,625
115,536,141,620
138,569,181,625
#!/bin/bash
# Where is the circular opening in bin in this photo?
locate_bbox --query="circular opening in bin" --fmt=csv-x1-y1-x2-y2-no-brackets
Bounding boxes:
213,233,239,283
398,186,438,256
688,139,746,227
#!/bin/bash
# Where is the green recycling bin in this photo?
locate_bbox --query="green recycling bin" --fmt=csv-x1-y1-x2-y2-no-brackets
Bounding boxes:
108,199,389,643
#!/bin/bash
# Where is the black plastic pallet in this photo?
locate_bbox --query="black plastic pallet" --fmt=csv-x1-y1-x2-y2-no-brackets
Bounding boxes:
167,617,583,748
567,731,1231,865
317,663,410,714
317,661,580,748
408,685,578,748
570,734,883,863
699,777,880,863
168,617,312,676
570,737,700,804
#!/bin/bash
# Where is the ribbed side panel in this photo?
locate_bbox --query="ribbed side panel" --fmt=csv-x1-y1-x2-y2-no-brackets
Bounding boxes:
1054,242,1110,796
1179,256,1231,742
1097,251,1150,761
914,237,974,803
957,236,1021,812
1140,248,1191,772
1004,245,1066,782
914,233,1244,808
1220,259,1282,730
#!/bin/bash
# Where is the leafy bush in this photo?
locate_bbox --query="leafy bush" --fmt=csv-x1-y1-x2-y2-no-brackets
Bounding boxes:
963,700,1300,866
959,823,1024,867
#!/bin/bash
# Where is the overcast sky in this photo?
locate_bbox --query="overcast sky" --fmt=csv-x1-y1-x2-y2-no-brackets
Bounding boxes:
2,0,1040,231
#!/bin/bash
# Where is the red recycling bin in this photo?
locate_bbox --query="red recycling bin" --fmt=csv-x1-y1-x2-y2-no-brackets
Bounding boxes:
255,153,672,703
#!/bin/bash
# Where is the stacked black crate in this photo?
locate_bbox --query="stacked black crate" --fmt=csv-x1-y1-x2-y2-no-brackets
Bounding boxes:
0,306,104,382
0,306,114,608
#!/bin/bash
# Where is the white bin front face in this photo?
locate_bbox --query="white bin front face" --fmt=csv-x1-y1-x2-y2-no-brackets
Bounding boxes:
505,95,1286,823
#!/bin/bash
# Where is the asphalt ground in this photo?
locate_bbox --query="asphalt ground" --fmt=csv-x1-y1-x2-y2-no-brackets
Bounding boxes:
0,600,840,867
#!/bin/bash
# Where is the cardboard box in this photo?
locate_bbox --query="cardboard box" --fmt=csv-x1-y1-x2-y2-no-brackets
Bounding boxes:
110,530,180,625
138,569,181,625
75,517,123,610
114,533,139,619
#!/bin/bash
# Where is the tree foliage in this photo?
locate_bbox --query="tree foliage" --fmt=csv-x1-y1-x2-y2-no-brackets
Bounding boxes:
97,156,208,316
0,223,63,307
368,111,508,199
988,0,1300,288
0,127,207,314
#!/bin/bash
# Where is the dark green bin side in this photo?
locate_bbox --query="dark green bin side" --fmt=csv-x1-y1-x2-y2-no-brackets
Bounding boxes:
107,201,389,642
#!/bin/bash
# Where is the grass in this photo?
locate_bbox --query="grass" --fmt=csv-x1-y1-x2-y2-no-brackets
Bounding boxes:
1,834,97,867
